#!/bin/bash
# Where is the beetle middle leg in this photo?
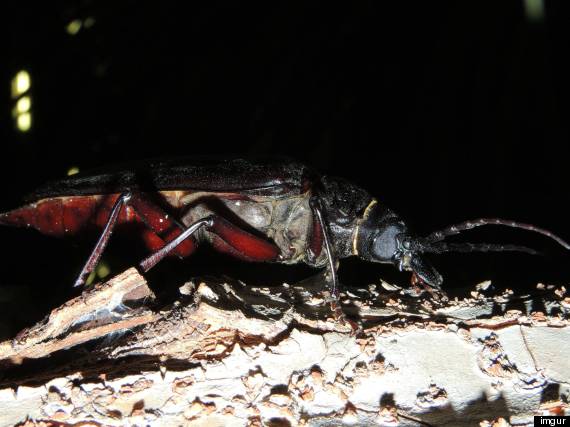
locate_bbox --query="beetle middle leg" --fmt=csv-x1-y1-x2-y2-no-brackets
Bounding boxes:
138,216,213,272
138,214,281,272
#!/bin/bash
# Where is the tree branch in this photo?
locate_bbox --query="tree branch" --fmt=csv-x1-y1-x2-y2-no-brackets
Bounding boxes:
0,270,568,426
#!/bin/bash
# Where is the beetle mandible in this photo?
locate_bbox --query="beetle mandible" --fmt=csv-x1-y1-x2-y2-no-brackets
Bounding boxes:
1,158,568,315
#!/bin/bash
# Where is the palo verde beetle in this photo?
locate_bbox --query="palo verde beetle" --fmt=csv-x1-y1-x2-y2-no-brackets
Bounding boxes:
1,158,569,315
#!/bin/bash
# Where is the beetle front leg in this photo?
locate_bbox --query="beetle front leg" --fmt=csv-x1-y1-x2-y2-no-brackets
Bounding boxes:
309,198,339,299
410,272,446,301
310,197,358,330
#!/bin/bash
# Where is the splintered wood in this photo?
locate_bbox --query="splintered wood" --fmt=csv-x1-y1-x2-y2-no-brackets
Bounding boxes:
0,271,568,426
0,268,158,364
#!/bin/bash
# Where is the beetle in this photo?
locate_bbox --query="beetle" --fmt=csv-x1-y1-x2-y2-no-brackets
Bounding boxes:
1,158,568,316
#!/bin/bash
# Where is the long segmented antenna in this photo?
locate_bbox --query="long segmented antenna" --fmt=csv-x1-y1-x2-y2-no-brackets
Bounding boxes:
421,242,539,255
422,218,570,250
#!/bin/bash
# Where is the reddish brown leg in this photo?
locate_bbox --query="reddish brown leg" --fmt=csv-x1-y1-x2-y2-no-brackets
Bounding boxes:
208,216,280,261
139,214,280,273
74,191,193,288
128,193,197,259
73,191,132,287
139,216,213,272
75,192,280,296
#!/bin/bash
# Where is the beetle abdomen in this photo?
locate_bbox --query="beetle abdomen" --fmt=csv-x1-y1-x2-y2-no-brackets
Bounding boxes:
0,189,324,265
0,194,137,237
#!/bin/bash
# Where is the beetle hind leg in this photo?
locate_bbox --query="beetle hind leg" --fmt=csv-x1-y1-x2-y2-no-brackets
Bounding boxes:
73,191,132,288
73,191,194,288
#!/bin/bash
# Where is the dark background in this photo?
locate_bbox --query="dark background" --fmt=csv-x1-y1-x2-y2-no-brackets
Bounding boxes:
1,2,568,335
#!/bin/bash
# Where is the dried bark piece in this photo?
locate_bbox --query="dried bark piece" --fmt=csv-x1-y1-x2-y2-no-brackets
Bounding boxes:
0,268,156,365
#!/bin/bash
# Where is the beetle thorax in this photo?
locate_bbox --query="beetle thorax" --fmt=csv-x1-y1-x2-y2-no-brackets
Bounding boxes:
317,176,374,259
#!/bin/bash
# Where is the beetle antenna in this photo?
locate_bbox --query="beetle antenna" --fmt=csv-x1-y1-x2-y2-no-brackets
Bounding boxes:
422,218,570,250
421,242,539,255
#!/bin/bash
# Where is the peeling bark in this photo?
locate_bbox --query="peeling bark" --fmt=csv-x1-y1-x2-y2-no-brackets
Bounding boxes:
0,269,568,426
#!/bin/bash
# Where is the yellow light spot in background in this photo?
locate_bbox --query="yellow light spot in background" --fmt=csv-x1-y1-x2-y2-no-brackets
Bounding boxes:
97,261,111,279
66,19,82,35
11,70,31,98
67,166,80,176
85,270,97,286
16,112,32,132
524,0,544,22
85,261,111,286
16,96,31,114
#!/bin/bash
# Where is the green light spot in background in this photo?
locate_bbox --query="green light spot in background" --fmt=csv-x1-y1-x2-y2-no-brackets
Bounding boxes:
524,0,544,22
84,17,96,28
97,261,111,279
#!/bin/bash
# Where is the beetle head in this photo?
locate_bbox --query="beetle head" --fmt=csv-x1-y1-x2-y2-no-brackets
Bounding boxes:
356,203,443,288
355,202,569,289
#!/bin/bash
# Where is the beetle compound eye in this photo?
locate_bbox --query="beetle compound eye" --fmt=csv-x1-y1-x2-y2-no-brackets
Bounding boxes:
372,224,401,261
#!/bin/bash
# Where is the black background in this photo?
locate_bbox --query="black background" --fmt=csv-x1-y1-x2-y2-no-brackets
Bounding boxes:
1,2,569,335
